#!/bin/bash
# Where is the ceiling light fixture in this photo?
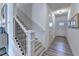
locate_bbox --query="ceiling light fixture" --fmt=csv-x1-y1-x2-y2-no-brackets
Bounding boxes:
54,8,68,15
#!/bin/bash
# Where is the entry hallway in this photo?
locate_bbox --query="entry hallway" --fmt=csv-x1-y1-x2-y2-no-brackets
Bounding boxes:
42,36,73,56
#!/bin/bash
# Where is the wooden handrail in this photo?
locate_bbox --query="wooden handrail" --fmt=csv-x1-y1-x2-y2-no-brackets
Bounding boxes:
14,16,27,33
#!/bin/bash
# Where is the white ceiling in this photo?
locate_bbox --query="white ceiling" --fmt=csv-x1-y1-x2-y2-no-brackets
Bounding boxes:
48,3,71,11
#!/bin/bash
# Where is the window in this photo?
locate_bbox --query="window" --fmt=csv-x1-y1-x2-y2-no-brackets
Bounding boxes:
59,22,64,26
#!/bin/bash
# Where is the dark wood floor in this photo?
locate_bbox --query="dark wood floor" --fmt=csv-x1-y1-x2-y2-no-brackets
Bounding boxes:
42,36,73,56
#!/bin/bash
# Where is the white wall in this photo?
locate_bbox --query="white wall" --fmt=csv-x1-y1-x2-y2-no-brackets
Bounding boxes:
67,29,79,56
32,3,47,31
45,5,51,48
67,3,79,56
32,3,50,48
48,6,55,45
16,3,32,19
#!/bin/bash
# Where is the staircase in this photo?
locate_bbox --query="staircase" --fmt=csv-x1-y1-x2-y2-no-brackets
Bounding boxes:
14,15,46,56
32,38,45,56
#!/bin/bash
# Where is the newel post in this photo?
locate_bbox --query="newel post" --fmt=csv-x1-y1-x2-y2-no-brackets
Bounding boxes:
26,30,35,56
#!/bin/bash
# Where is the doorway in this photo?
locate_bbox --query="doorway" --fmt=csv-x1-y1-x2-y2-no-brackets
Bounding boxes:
55,12,68,37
